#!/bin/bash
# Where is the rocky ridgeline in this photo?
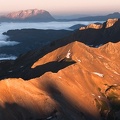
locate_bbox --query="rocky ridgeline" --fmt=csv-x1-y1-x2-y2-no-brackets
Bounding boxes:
70,18,120,47
80,18,118,30
0,9,55,22
0,41,120,120
6,9,51,19
80,23,103,30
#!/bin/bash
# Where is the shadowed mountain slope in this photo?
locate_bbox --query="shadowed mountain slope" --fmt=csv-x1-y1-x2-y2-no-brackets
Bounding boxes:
0,19,120,80
68,18,120,47
2,29,73,56
2,18,120,58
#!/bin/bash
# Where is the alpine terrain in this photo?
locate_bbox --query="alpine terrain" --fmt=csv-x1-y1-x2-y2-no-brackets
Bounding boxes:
0,9,55,22
0,19,120,120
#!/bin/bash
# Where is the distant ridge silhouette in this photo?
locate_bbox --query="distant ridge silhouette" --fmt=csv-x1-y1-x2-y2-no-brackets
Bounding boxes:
0,9,55,22
0,10,120,22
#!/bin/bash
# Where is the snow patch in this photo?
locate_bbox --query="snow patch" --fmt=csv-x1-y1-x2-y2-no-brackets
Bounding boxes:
114,71,120,75
104,63,120,75
76,57,81,62
98,56,102,58
104,63,111,70
98,96,101,98
47,116,52,119
113,84,117,86
66,49,71,59
91,93,95,96
92,72,104,77
78,59,81,62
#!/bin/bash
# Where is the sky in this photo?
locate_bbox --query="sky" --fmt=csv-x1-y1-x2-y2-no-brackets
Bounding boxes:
0,0,120,17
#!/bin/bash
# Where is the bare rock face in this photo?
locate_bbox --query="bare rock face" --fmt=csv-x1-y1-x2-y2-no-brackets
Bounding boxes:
0,41,120,120
69,18,120,47
80,23,103,30
6,9,48,19
4,9,55,22
80,18,118,30
0,78,58,120
105,18,118,28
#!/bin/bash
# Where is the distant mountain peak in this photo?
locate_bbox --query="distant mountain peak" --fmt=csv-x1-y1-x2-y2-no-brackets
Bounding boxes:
2,9,55,22
108,12,120,16
6,9,49,19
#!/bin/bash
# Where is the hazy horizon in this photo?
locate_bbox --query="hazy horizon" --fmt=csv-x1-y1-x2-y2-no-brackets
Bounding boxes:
0,0,120,18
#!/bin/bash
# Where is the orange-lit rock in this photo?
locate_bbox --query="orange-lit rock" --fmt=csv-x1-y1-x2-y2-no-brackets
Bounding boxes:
80,23,103,30
105,18,118,28
0,41,120,120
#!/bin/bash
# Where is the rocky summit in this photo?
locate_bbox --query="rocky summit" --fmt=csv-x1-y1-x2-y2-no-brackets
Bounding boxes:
0,19,120,120
6,9,48,19
0,9,55,22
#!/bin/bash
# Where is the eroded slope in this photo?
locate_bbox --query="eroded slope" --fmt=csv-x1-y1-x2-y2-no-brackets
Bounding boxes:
0,41,120,120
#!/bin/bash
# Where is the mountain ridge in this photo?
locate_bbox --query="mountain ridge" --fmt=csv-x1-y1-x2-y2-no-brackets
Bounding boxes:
6,9,47,19
0,18,120,120
0,10,120,22
75,12,120,21
57,12,120,21
0,9,55,22
1,18,120,63
0,41,120,120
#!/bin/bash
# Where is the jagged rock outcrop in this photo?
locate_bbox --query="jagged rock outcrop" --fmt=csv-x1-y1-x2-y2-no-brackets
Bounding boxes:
66,18,120,47
80,18,118,30
0,41,120,120
105,18,118,28
80,23,103,30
